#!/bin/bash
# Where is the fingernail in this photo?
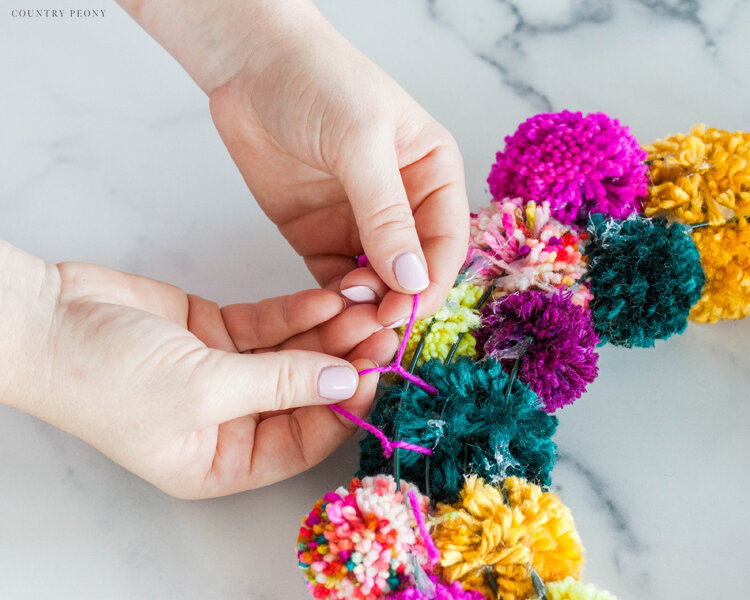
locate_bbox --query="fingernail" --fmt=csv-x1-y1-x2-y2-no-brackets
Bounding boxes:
394,252,430,292
341,286,378,304
318,366,358,400
386,317,409,329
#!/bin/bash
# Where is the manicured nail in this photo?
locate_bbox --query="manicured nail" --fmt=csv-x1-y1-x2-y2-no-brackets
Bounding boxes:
387,317,409,329
341,286,378,304
318,366,358,400
394,252,430,292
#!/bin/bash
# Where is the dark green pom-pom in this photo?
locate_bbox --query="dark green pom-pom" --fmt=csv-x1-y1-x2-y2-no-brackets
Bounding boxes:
586,214,705,347
356,358,557,503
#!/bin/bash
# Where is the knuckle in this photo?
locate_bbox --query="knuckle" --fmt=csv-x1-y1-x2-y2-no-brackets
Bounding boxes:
272,353,307,411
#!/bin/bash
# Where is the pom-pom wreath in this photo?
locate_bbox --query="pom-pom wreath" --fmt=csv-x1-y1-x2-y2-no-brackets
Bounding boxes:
586,214,705,347
297,476,432,600
689,219,750,322
357,359,557,504
644,125,750,226
432,477,584,600
488,111,648,224
464,200,592,307
477,291,599,412
388,576,487,600
399,283,484,368
532,578,617,600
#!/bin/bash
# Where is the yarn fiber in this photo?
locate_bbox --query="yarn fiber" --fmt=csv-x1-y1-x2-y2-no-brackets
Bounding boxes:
298,476,432,600
689,219,750,322
399,283,483,368
586,214,705,347
357,359,557,503
645,125,750,226
387,576,487,600
533,578,617,600
465,200,591,307
477,290,599,412
488,111,648,224
432,477,584,600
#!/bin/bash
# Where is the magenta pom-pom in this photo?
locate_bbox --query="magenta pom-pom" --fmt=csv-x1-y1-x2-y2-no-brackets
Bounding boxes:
388,576,487,600
488,111,648,224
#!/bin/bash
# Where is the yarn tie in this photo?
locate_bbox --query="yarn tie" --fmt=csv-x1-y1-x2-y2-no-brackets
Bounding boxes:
329,404,432,459
358,293,439,395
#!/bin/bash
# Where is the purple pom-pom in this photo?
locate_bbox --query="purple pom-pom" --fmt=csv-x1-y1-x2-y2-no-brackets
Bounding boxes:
388,577,487,600
488,111,648,224
478,290,599,412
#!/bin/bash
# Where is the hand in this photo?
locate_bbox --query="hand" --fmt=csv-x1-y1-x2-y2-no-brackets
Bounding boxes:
2,244,398,499
208,9,469,325
116,0,470,326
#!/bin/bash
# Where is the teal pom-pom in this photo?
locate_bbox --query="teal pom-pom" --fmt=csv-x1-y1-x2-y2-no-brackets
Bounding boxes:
586,214,705,347
357,358,557,503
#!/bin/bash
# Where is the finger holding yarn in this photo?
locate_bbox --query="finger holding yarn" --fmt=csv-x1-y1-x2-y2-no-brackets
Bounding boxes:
388,576,487,600
476,290,599,412
432,476,584,600
488,111,648,225
399,283,484,369
689,219,750,322
644,125,750,226
586,214,705,347
357,359,557,503
297,476,433,600
464,200,592,307
531,578,617,600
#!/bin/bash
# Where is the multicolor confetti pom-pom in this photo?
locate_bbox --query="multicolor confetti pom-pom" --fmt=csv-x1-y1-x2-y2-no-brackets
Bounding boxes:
298,476,433,600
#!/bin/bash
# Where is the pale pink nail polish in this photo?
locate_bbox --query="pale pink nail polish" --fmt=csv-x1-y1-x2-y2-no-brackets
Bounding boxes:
318,366,358,400
387,317,409,329
341,286,378,303
394,252,430,292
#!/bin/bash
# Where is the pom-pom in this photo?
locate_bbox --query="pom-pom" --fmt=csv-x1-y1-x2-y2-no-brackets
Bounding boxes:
358,359,557,504
464,200,592,307
689,219,750,322
432,477,584,600
399,283,483,368
477,290,599,412
586,214,705,347
388,576,487,600
488,111,648,224
644,125,750,226
297,476,432,600
533,578,617,600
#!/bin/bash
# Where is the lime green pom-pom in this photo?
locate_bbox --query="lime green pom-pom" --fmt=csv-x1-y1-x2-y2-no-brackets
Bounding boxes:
534,578,617,600
399,282,483,367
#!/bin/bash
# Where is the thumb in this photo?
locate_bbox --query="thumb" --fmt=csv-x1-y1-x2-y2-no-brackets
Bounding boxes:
188,348,360,427
338,131,431,295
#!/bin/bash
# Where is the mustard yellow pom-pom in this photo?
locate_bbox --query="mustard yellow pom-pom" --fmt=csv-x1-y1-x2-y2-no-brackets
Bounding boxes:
533,577,617,600
689,218,750,322
431,477,584,600
644,125,750,226
399,283,483,368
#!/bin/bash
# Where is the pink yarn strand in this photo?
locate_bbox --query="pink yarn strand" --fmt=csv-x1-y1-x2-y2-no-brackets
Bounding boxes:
407,489,440,565
329,404,432,459
327,293,437,458
358,293,438,395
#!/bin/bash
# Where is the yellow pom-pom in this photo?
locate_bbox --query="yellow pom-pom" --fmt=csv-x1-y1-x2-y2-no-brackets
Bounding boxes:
400,282,483,367
689,218,750,322
431,477,584,600
533,577,617,600
644,125,750,226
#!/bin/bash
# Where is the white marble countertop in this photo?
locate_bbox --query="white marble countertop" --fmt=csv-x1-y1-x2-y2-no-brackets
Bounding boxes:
1,1,749,598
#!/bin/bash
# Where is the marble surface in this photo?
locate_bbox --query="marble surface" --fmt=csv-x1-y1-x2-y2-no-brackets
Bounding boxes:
1,1,749,598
